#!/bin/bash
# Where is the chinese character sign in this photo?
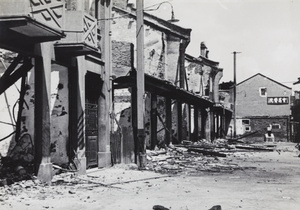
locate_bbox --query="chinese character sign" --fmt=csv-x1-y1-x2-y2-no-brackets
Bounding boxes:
267,97,289,105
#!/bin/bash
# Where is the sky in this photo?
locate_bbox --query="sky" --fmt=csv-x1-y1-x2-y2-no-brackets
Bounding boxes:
137,0,300,89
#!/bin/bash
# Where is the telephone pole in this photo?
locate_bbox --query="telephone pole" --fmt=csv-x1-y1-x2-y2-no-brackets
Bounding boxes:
233,51,241,138
136,0,146,169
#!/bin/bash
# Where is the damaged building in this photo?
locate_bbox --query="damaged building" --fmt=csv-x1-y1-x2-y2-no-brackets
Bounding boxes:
0,0,112,182
0,0,232,182
110,2,232,164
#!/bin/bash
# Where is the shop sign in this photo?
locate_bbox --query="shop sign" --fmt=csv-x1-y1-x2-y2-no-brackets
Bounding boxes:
267,97,289,105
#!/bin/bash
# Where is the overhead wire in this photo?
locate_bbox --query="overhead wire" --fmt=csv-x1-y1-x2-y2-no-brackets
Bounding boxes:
97,1,173,21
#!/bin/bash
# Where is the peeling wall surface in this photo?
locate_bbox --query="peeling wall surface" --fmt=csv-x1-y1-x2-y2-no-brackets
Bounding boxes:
185,60,202,94
185,56,219,101
0,64,70,165
49,65,69,164
111,5,229,147
111,6,182,151
7,70,35,163
111,9,180,81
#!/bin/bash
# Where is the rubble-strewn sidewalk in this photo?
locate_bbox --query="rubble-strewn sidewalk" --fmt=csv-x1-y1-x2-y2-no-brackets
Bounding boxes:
0,142,299,210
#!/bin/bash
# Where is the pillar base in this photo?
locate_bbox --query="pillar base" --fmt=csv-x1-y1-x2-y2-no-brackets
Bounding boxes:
37,163,53,183
137,153,147,170
77,157,86,175
98,151,111,168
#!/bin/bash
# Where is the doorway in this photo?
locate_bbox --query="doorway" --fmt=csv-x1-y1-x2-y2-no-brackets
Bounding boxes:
85,72,102,168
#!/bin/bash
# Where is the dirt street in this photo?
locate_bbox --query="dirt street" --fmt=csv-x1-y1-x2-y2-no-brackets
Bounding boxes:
0,142,299,210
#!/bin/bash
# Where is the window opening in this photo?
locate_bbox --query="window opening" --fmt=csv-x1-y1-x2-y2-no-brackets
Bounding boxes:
259,87,267,97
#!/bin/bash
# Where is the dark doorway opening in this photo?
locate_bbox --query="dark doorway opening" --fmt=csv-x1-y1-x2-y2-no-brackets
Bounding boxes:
85,72,102,168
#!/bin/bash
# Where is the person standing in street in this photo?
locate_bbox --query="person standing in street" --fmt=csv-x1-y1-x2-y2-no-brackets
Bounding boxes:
264,126,275,142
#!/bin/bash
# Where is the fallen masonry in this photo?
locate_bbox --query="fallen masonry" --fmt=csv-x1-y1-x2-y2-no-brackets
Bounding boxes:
0,138,277,185
145,139,276,175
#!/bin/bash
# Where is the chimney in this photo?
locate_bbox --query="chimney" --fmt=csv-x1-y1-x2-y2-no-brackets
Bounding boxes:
200,42,207,57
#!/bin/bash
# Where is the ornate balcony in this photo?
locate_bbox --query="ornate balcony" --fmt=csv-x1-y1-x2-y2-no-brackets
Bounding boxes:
55,11,100,57
0,0,65,54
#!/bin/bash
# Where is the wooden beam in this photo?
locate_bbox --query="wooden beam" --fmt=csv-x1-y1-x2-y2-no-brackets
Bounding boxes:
0,57,32,95
193,106,199,142
176,101,182,144
187,104,192,141
150,94,157,149
165,97,172,145
187,148,227,157
200,108,207,139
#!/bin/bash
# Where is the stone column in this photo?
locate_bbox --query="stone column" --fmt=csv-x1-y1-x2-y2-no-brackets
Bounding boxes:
200,108,208,139
34,42,53,183
76,56,87,175
97,0,112,167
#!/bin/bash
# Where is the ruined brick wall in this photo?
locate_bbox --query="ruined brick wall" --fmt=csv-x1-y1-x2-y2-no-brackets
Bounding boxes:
185,60,202,94
112,40,132,77
185,59,212,97
219,91,231,109
111,8,181,81
111,6,183,149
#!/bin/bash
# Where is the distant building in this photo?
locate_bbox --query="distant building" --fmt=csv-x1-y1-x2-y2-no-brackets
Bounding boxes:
226,73,292,142
290,91,300,143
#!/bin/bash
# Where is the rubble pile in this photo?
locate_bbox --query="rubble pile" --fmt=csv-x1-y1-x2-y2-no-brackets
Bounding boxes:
146,139,241,175
0,156,34,186
146,139,277,175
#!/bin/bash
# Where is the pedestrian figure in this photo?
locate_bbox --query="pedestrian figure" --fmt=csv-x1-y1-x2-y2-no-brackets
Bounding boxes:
264,127,275,142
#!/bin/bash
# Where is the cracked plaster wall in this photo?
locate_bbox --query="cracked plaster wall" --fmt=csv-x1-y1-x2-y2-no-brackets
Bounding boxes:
2,64,70,165
111,10,182,148
185,59,212,97
111,10,181,81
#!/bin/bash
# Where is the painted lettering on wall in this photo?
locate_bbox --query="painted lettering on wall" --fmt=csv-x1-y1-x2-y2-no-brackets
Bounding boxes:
267,97,289,105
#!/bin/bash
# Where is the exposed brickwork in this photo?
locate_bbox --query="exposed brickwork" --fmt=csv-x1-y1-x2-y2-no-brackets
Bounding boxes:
111,9,180,81
112,41,132,77
242,117,289,143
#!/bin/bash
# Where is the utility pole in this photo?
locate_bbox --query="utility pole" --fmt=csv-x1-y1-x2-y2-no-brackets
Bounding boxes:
136,0,146,169
233,51,241,138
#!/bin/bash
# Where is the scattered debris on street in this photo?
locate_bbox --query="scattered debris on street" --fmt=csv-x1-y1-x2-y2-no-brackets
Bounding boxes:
145,139,276,175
